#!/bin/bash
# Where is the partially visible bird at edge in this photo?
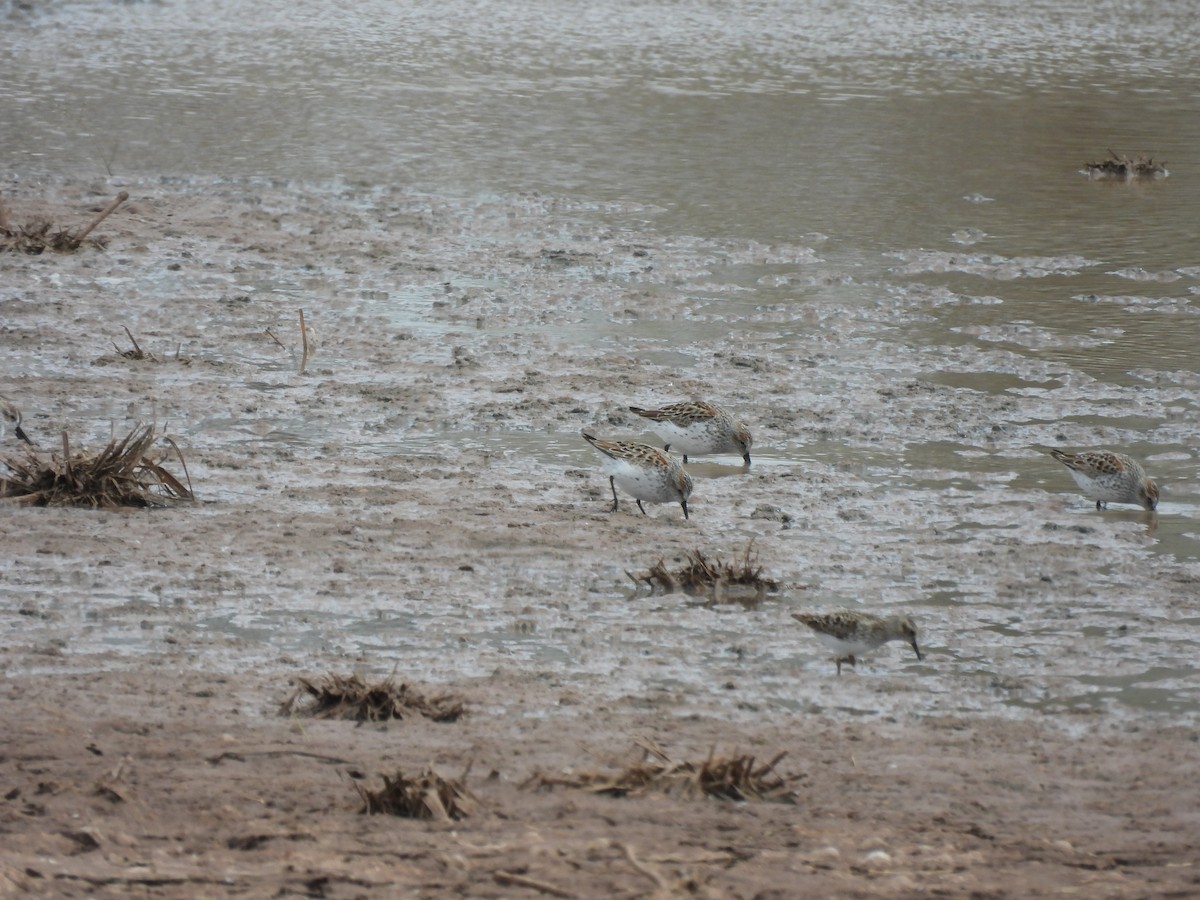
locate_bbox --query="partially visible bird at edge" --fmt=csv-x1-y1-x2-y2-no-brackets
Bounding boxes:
1,396,33,446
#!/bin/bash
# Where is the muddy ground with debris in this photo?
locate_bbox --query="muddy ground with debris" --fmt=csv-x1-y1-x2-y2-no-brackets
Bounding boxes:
2,180,1198,897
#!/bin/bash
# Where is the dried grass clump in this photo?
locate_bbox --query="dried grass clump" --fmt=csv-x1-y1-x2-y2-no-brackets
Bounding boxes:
0,191,128,254
526,740,802,803
627,544,779,606
356,768,476,820
113,325,160,361
280,673,466,723
1084,150,1168,180
101,326,192,366
0,425,193,508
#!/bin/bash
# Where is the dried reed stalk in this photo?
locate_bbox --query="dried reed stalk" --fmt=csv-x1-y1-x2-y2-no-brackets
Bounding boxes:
298,309,309,374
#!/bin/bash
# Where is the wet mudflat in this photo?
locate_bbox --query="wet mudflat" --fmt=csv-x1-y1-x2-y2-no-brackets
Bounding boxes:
1,174,1197,897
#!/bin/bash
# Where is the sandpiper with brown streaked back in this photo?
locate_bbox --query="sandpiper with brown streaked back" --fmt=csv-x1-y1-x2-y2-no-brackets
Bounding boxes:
1047,448,1158,511
628,400,752,465
581,430,693,519
1,396,32,446
792,610,923,676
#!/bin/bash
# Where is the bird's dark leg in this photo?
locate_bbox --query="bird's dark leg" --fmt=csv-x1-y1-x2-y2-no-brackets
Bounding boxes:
608,476,619,512
636,499,648,516
1096,499,1104,510
682,454,689,464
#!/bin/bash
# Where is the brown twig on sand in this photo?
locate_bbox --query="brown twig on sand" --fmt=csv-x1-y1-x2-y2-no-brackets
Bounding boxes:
492,871,575,898
264,327,285,349
74,191,129,243
616,841,671,893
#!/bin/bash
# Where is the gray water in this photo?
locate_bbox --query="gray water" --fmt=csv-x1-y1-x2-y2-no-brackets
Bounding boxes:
3,0,1200,721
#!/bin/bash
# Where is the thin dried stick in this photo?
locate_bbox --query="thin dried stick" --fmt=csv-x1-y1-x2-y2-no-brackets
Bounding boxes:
616,842,670,892
61,431,72,481
264,327,285,349
122,325,143,357
75,191,129,243
492,871,575,898
298,309,309,374
159,435,195,500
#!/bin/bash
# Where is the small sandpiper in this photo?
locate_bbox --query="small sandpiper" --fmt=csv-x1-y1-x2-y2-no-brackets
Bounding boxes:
628,400,753,465
581,430,694,519
1,396,33,446
792,610,923,675
1047,448,1158,511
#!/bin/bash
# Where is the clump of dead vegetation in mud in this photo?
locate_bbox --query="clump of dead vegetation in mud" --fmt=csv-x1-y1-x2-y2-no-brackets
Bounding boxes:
627,543,780,607
356,766,477,820
0,191,128,253
280,673,466,723
525,740,802,803
1083,150,1168,180
107,325,190,365
0,424,193,508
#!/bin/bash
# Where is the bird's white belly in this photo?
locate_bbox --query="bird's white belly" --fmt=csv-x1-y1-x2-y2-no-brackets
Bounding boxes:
813,632,874,657
602,458,675,503
1068,469,1117,500
649,421,715,454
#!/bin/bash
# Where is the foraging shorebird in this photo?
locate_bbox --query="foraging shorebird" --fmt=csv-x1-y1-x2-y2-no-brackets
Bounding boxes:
1,396,32,445
581,430,693,519
1047,448,1158,511
629,400,752,465
792,610,923,675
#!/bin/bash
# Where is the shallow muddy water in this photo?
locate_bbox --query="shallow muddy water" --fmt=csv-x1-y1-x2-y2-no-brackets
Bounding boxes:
2,0,1200,725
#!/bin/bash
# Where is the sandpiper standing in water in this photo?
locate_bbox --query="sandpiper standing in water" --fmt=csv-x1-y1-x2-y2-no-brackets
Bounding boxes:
792,610,923,675
581,430,694,519
1047,448,1158,511
628,400,753,465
